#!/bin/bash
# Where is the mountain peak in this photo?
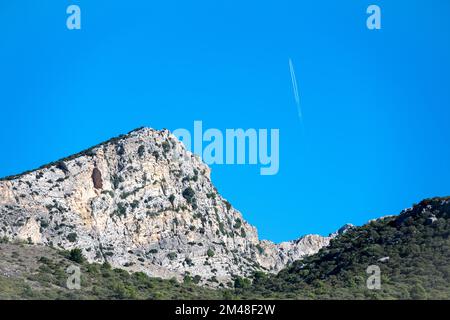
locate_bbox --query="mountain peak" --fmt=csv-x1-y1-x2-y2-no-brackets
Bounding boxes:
0,127,329,286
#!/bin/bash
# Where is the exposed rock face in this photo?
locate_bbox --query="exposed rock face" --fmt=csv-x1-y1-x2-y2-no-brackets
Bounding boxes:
0,128,330,286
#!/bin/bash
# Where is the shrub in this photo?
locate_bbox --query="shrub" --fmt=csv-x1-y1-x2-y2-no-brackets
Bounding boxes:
67,233,78,243
56,161,69,174
218,222,226,235
162,141,171,153
0,236,9,244
256,244,264,255
111,174,124,189
152,150,160,161
185,258,194,267
193,275,202,284
137,145,145,157
183,275,193,284
206,192,216,199
69,248,85,263
167,252,177,261
130,200,139,210
92,168,103,189
207,249,215,258
182,187,195,204
169,194,175,206
234,276,251,289
115,203,127,217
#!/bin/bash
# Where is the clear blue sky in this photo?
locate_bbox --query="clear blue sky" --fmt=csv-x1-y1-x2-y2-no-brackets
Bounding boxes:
1,1,449,242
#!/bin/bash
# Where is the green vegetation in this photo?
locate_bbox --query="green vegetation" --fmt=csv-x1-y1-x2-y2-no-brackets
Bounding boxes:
235,197,450,299
167,252,177,261
111,174,124,189
256,244,264,255
114,203,127,217
130,200,139,210
182,187,195,204
207,249,215,258
162,141,171,154
66,233,78,243
224,201,232,211
0,236,9,244
0,244,222,300
68,248,85,263
137,145,145,157
234,276,251,289
168,194,175,206
56,161,69,174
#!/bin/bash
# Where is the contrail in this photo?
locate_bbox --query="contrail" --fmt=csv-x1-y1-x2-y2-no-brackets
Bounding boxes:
289,58,302,120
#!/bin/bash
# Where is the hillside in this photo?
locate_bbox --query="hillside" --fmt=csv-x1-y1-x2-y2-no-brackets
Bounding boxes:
0,241,221,299
1,197,449,300
235,197,450,299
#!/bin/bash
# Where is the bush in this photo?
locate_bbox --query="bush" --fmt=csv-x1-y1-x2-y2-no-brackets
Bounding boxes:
169,194,175,206
207,249,215,258
234,276,251,289
0,236,10,244
67,233,78,243
185,257,194,266
69,248,85,263
137,145,145,157
56,161,69,174
183,275,193,284
167,252,177,261
115,203,127,217
182,187,195,204
193,275,202,284
224,201,232,211
162,141,171,153
130,200,139,210
256,244,264,255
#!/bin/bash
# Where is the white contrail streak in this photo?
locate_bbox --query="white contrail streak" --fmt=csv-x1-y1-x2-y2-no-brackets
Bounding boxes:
289,58,302,120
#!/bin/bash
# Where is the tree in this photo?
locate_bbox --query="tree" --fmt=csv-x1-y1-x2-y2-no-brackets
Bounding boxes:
69,248,85,263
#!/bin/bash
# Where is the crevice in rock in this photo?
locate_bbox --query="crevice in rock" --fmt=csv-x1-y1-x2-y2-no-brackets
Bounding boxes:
92,168,103,189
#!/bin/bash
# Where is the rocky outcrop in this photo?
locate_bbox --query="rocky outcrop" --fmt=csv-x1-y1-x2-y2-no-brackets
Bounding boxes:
0,127,331,286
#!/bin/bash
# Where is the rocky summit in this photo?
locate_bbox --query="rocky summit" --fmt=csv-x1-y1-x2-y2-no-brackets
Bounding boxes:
0,127,330,286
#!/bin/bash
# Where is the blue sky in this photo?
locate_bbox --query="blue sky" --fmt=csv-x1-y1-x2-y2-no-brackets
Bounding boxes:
1,1,449,242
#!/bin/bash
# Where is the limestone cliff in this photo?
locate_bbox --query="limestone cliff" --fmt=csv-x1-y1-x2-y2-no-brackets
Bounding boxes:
0,127,330,286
